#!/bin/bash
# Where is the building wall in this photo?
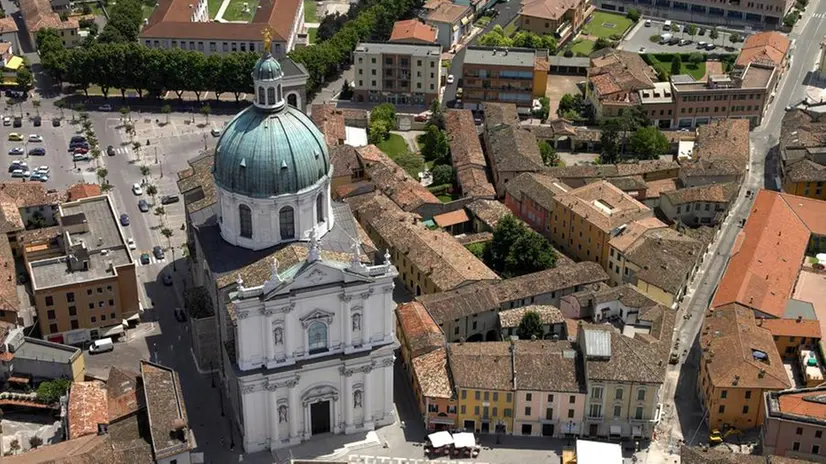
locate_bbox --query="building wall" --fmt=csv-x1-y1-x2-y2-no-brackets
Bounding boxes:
359,223,445,296
584,381,661,438
763,415,826,460
669,87,771,129
353,48,441,106
504,192,552,240
635,279,676,308
533,66,548,98
782,180,826,201
549,200,611,267
679,172,741,188
772,334,817,359
463,62,537,108
513,390,586,437
189,314,218,372
11,342,84,382
698,362,768,430
425,396,458,431
659,197,729,226
457,387,514,434
143,37,288,58
592,0,785,27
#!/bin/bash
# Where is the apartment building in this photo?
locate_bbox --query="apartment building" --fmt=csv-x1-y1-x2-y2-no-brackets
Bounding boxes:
140,0,303,59
503,172,570,239
25,195,140,345
779,108,826,200
764,387,826,460
21,0,82,49
426,2,472,51
352,42,442,106
659,182,739,226
519,0,590,44
463,47,549,112
549,180,652,268
586,50,656,120
592,0,790,28
389,19,438,44
699,303,791,430
450,342,516,434
482,103,546,196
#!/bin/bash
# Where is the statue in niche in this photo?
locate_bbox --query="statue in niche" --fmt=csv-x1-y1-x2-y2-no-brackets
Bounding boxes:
278,405,288,423
354,390,363,408
352,313,361,331
274,327,284,345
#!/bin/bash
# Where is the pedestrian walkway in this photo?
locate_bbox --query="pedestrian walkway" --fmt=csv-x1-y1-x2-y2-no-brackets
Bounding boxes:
214,0,233,22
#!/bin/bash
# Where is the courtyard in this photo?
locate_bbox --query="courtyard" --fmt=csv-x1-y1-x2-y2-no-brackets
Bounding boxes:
581,11,633,39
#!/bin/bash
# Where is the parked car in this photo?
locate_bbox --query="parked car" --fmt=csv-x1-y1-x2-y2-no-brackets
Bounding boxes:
120,213,130,226
127,238,136,250
8,147,24,155
13,117,21,127
668,37,680,45
446,74,454,84
10,169,29,178
72,153,90,162
107,145,115,156
73,147,89,154
70,135,86,143
89,338,114,354
99,104,112,111
138,199,149,212
162,272,173,286
697,41,707,48
34,166,49,175
28,134,42,142
698,27,706,35
644,19,651,26
52,118,61,127
153,246,164,260
132,183,143,195
35,174,48,182
29,148,46,156
8,132,22,141
140,253,151,265
2,116,10,126
33,116,41,127
705,43,716,50
160,195,179,205
8,161,27,172
29,172,41,181
174,307,187,322
211,128,222,137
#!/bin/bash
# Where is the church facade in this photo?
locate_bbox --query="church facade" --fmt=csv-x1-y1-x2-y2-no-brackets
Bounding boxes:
179,39,398,454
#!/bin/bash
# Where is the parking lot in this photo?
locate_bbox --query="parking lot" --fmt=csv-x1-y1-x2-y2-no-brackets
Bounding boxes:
621,18,748,54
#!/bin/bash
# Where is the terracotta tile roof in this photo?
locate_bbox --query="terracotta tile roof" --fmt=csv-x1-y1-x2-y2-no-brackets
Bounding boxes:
426,2,471,24
483,103,520,127
779,192,826,236
514,340,585,392
465,199,511,229
485,123,545,173
433,209,469,227
662,182,739,205
412,347,453,398
625,227,704,294
493,261,609,304
690,119,750,174
553,180,652,233
177,152,216,214
311,104,346,147
760,317,822,339
0,42,11,55
586,175,648,192
448,342,513,390
329,144,362,179
396,301,444,359
0,199,23,234
580,321,671,383
784,158,826,183
66,183,102,201
446,110,486,169
350,193,499,291
140,361,191,459
416,280,499,323
588,50,655,102
736,31,790,68
21,0,80,32
142,0,301,42
68,381,109,439
498,304,564,328
390,19,437,43
769,387,826,423
356,145,440,212
644,178,678,198
0,233,18,314
521,0,582,20
702,303,791,390
609,217,667,253
107,367,143,421
712,190,812,317
505,172,569,211
0,17,19,33
0,182,62,208
456,166,496,199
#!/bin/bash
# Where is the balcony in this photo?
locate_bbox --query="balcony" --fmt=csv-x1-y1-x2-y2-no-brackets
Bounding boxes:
586,414,604,422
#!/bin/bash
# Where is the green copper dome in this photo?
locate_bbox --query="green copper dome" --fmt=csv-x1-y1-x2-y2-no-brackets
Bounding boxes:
253,54,283,81
213,105,330,198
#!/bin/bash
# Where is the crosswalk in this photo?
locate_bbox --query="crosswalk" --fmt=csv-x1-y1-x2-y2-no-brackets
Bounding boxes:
136,251,166,266
811,12,826,18
111,146,132,157
347,457,490,464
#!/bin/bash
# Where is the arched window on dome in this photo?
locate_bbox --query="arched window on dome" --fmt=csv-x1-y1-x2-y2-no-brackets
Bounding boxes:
316,194,324,223
239,204,253,238
279,206,295,240
287,93,297,107
258,87,265,105
277,85,282,103
267,87,275,106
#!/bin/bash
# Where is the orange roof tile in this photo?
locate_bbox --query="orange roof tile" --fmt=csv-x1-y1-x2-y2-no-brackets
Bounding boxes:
433,209,469,228
396,302,443,358
779,193,826,236
311,104,346,147
356,145,440,212
66,183,102,201
521,0,583,21
736,31,790,68
68,381,108,439
760,318,822,339
412,347,453,399
776,389,826,421
389,19,437,43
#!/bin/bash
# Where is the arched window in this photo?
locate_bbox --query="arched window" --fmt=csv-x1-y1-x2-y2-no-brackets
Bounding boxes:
316,195,324,223
258,86,265,105
308,322,328,354
277,85,282,103
267,87,275,106
239,204,252,238
279,206,295,240
287,93,298,107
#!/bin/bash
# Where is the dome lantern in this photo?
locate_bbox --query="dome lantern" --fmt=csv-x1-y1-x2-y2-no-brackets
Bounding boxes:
252,27,286,111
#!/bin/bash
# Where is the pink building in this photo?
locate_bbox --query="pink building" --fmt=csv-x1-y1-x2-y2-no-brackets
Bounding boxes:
763,387,826,460
512,340,586,437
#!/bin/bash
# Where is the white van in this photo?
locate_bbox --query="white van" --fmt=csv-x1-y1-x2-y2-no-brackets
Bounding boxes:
663,20,672,30
89,337,114,354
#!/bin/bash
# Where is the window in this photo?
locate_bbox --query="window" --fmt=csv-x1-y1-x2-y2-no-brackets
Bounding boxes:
797,427,803,435
267,87,275,105
525,407,531,416
506,393,512,403
258,86,265,105
721,390,727,399
49,323,58,333
279,207,295,240
545,408,553,420
570,395,575,404
71,320,79,330
45,296,54,307
615,389,623,400
308,322,328,354
91,316,96,323
793,442,800,451
526,393,532,401
591,387,603,400
493,392,498,402
239,204,253,238
475,391,480,400
589,404,602,418
814,444,821,454
89,303,94,309
47,310,56,320
816,430,823,438
102,314,106,321
742,405,749,414
613,405,622,418
316,195,324,223
68,306,77,316
474,406,480,415
109,300,114,306
568,409,574,418
718,405,725,414
462,390,467,399
547,394,553,402
492,407,498,417
87,289,93,295
637,389,645,401
66,292,75,303
504,408,512,417
111,313,116,319
461,405,466,414
484,392,489,401
635,407,644,420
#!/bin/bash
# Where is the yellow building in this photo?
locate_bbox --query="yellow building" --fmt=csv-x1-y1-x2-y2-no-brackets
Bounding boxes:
349,192,499,296
761,316,822,359
550,180,651,269
699,304,791,430
779,109,826,201
448,342,515,434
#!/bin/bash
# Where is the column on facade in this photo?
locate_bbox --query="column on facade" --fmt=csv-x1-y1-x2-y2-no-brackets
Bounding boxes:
362,296,372,346
344,372,354,430
383,361,393,418
263,314,273,364
341,296,352,348
268,387,279,447
363,368,374,428
288,382,301,441
383,287,393,341
304,403,312,437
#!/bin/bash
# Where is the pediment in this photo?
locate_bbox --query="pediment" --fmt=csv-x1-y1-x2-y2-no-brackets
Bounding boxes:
299,308,336,327
264,260,374,300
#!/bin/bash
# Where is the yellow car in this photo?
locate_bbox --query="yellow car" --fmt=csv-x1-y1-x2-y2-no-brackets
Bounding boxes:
8,133,23,141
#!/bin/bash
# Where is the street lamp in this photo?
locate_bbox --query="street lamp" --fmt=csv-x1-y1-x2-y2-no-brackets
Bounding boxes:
219,387,225,417
210,361,215,388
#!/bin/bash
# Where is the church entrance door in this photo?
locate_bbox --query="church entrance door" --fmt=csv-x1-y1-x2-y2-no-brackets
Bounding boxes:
310,400,331,435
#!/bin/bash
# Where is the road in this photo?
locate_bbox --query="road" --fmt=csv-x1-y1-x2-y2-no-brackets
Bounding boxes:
646,0,826,460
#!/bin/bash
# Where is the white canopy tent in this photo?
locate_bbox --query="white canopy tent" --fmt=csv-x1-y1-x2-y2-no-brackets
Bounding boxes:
453,432,476,449
428,431,454,448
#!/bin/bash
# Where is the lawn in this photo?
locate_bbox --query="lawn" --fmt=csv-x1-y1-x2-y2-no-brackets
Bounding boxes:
304,0,317,22
644,53,707,80
560,39,595,56
503,18,519,37
581,11,633,39
377,133,409,158
208,0,223,19
141,4,155,20
474,16,491,27
222,0,258,21
308,27,318,44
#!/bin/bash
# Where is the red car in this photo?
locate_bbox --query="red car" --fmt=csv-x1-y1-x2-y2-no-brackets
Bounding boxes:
74,147,89,154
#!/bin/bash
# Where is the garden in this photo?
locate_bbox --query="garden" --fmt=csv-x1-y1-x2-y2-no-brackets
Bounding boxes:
580,11,634,39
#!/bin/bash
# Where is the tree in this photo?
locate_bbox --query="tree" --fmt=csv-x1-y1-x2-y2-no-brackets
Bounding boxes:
99,0,143,43
55,100,65,119
155,207,167,226
419,125,450,165
483,214,557,277
687,24,698,38
140,165,151,180
626,8,641,22
32,99,40,116
729,32,742,43
96,168,109,184
517,311,544,340
784,11,800,27
538,141,559,166
594,37,612,50
161,227,176,269
72,103,85,121
200,104,211,125
537,96,550,121
671,54,682,76
29,436,43,449
393,151,425,179
9,439,20,453
599,121,621,164
368,119,390,144
558,93,583,116
431,164,455,186
479,25,513,47
119,105,131,122
16,67,33,92
161,104,171,124
688,52,705,65
629,126,670,159
339,79,353,100
370,103,396,126
36,378,71,404
146,184,158,203
427,98,445,131
709,27,719,44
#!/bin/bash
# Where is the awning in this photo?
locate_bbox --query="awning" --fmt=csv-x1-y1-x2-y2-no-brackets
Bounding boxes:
2,79,17,86
429,416,456,425
632,425,642,437
100,323,124,337
428,431,454,448
609,425,622,436
4,56,22,71
461,16,469,25
452,24,459,32
453,432,476,448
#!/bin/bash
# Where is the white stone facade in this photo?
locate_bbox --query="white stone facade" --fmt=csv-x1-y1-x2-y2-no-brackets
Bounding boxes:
230,252,398,452
216,180,334,251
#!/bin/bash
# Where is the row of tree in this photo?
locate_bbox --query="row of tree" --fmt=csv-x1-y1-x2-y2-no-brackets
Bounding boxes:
478,25,558,53
38,30,261,100
98,0,144,43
